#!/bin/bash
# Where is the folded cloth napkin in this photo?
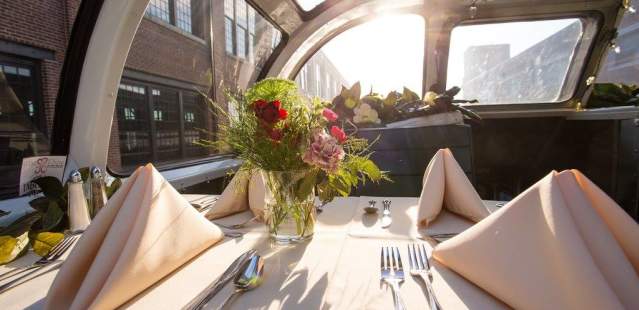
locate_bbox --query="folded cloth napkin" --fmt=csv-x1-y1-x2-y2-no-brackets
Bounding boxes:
417,148,490,227
45,164,224,310
205,169,266,220
433,170,639,309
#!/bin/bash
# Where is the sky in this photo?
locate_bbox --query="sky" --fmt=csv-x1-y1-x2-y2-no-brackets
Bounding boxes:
312,13,576,98
319,14,425,96
296,0,325,11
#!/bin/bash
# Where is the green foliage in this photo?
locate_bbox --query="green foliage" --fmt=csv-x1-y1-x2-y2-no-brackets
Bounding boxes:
587,83,639,108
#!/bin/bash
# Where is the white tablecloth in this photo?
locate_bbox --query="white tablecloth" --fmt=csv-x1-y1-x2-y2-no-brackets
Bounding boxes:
0,196,507,309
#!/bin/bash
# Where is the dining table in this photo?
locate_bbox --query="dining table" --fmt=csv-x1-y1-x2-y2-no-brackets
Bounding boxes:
0,195,509,310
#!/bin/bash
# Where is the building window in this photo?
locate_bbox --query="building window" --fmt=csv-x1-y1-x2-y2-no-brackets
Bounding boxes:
225,18,234,54
175,0,192,33
146,0,171,23
112,79,215,172
145,0,193,34
225,0,282,62
0,54,48,198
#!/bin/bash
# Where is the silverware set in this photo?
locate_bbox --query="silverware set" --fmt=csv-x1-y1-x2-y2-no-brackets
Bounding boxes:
380,244,441,310
190,196,220,213
0,232,81,294
183,249,263,310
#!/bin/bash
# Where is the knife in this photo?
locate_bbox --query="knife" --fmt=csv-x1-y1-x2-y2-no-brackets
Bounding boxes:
182,249,257,310
381,200,392,228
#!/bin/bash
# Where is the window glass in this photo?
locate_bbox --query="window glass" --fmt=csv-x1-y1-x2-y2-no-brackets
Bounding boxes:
447,19,584,104
0,3,81,198
175,0,193,33
597,0,639,85
146,0,171,24
108,0,282,174
295,14,425,100
296,0,325,11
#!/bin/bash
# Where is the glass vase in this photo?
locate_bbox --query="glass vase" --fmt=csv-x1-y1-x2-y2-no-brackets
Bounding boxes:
263,169,316,245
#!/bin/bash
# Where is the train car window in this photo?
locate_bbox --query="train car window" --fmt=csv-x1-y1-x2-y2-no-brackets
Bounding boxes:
447,18,585,104
108,0,282,175
0,2,81,199
597,0,639,86
295,14,425,100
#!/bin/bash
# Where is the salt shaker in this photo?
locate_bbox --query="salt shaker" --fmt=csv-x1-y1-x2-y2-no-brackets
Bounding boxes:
68,170,91,232
89,166,108,217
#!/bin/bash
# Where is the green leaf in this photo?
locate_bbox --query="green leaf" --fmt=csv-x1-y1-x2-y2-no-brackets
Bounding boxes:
30,232,64,257
360,159,382,180
31,176,64,199
295,171,317,201
0,231,29,265
106,178,122,198
41,201,64,232
29,197,50,213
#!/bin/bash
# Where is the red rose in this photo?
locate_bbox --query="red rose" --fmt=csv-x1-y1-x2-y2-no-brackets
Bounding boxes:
253,99,287,124
330,126,347,143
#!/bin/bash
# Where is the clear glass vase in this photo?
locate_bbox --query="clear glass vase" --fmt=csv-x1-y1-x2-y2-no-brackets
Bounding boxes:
263,169,316,245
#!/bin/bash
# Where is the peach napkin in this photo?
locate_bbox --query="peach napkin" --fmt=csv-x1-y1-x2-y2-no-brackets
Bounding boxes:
417,148,489,227
205,169,266,220
433,170,639,309
45,164,224,310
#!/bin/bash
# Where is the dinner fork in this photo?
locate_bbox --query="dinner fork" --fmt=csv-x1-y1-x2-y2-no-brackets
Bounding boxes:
407,243,441,310
0,232,80,281
0,233,81,294
380,246,406,310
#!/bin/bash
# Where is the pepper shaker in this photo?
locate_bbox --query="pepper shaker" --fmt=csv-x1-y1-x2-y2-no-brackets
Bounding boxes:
89,166,108,217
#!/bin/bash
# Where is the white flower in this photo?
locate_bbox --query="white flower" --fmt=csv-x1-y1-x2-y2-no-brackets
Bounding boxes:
353,103,381,124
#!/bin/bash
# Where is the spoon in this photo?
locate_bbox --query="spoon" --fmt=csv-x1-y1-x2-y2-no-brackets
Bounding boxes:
218,254,264,309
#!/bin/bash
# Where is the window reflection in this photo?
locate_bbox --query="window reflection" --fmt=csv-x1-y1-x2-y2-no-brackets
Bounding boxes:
447,19,584,104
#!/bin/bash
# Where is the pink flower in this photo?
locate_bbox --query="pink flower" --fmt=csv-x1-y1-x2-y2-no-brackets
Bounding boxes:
330,126,347,143
322,108,338,122
303,130,345,173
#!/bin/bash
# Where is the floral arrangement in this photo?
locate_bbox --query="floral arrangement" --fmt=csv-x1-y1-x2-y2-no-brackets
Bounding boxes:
331,82,481,127
200,78,388,205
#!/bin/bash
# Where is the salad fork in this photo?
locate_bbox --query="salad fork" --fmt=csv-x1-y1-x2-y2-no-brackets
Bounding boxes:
0,232,80,281
380,246,406,310
408,243,441,310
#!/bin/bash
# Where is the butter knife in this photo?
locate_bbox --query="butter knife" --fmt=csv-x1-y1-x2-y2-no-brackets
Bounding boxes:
183,249,257,310
381,200,392,228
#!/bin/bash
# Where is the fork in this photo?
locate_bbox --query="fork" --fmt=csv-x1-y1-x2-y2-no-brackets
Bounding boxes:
380,246,406,310
408,243,441,310
0,233,81,294
0,232,80,281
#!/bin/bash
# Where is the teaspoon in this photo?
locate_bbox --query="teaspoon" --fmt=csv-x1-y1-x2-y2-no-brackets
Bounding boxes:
218,254,264,309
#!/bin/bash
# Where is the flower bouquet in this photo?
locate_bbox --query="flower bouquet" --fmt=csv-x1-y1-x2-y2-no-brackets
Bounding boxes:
201,78,388,244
